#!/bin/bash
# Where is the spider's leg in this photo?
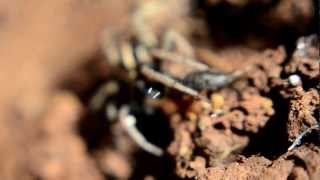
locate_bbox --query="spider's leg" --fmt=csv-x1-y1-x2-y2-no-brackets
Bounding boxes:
151,49,210,71
89,81,120,111
140,65,210,104
101,29,122,67
161,29,195,57
230,64,255,80
288,124,320,151
119,105,163,156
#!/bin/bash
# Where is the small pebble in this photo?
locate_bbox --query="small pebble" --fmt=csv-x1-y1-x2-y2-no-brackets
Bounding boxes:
186,111,197,122
288,74,302,86
210,93,225,111
261,97,273,109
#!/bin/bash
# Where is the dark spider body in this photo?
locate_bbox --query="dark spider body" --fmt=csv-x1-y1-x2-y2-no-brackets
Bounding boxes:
182,70,235,91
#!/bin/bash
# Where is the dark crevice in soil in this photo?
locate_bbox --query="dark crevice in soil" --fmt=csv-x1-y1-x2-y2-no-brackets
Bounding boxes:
302,77,319,91
230,127,255,136
133,106,173,149
195,0,299,49
77,79,130,151
242,89,290,159
287,155,308,170
131,152,179,180
301,129,320,147
75,74,176,179
79,111,112,151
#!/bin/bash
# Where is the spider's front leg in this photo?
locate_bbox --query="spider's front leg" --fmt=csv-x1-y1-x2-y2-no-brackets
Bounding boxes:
288,123,320,151
119,105,164,156
140,65,211,104
89,80,120,112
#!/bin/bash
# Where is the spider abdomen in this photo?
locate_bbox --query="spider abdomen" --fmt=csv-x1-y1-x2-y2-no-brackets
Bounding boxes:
182,71,234,91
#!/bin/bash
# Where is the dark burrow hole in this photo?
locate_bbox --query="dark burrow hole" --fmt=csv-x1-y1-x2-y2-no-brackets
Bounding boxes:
131,151,179,180
213,123,225,130
241,89,291,159
130,103,173,150
76,77,177,179
77,79,132,150
301,76,320,91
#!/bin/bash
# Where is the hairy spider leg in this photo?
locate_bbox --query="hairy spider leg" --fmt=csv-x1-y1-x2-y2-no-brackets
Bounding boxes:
140,65,211,104
119,105,163,156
